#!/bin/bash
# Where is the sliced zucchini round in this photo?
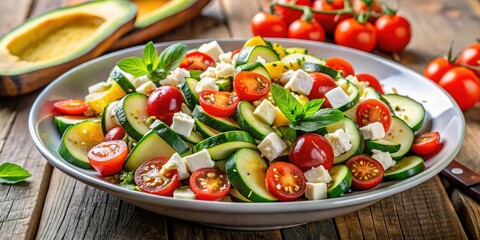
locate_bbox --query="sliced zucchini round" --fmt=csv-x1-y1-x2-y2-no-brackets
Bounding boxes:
216,79,233,91
383,94,426,131
323,117,363,164
235,62,271,80
281,53,325,70
301,62,339,79
110,66,136,94
192,131,257,160
235,101,274,140
383,156,425,181
382,117,414,160
365,139,401,153
54,115,98,135
179,77,199,109
336,79,360,112
229,188,252,202
284,47,308,55
115,93,150,141
192,105,240,132
181,131,204,144
194,119,221,137
327,165,352,198
235,46,280,67
101,100,119,134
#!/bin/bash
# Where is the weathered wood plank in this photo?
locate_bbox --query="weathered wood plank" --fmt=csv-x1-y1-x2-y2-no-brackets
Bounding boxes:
451,189,480,240
282,220,339,240
0,0,33,35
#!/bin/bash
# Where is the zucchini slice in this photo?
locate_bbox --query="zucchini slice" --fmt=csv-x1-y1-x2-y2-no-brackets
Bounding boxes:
384,156,425,181
302,62,339,79
281,53,325,70
194,119,221,137
327,165,352,198
54,115,98,135
229,188,252,202
181,131,204,144
383,94,426,131
109,66,136,94
192,131,257,160
235,62,271,80
323,117,363,164
101,100,119,134
235,46,280,67
235,101,274,140
381,117,414,160
336,79,360,112
115,93,150,141
179,77,199,109
365,139,401,153
216,79,233,91
192,105,240,132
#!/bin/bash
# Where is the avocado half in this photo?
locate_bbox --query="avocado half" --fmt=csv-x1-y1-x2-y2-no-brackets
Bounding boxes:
0,1,137,96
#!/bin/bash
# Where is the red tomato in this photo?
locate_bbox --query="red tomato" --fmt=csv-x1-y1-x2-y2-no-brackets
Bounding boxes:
274,0,312,25
334,18,376,52
266,162,306,201
289,133,334,171
438,67,480,110
312,0,351,33
146,86,184,125
355,73,384,94
412,132,441,156
233,71,270,101
352,0,383,22
179,51,215,71
251,12,287,38
104,126,126,141
456,43,480,76
53,99,88,115
288,19,326,42
346,155,384,190
375,15,411,53
189,168,230,201
423,143,444,161
134,157,180,196
356,99,392,131
423,58,455,83
308,72,337,108
199,90,239,117
326,57,355,77
88,140,129,176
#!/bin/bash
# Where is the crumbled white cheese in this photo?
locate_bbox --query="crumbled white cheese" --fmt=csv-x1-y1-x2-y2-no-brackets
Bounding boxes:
257,132,288,161
305,182,328,200
253,99,279,125
160,68,190,86
284,69,313,95
200,66,216,79
279,70,295,84
371,149,395,170
195,77,219,95
173,187,196,199
360,122,385,140
219,51,233,63
135,81,156,96
303,165,331,183
215,62,235,78
324,128,352,157
170,112,195,137
162,153,190,180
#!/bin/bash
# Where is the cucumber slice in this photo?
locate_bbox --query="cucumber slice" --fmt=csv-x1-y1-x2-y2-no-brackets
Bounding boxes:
235,46,280,67
323,117,363,164
336,79,360,111
115,93,150,141
229,188,252,202
124,121,190,171
58,120,104,169
110,66,136,94
54,116,98,135
384,156,425,181
181,131,204,144
226,148,277,202
365,139,401,153
101,100,119,134
192,106,240,132
301,62,339,79
383,94,426,131
235,101,274,140
285,47,308,55
179,77,199,109
281,53,325,69
194,119,221,137
216,79,233,91
361,87,381,100
327,165,352,198
381,117,414,160
235,62,271,80
192,131,257,160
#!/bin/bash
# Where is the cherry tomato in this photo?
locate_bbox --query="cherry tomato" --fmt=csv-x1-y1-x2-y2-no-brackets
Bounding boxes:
375,15,411,53
346,155,384,190
334,18,376,52
266,162,306,201
104,126,126,141
288,19,326,42
355,73,384,94
179,51,215,71
456,43,480,76
146,86,184,125
312,0,352,33
423,143,444,161
326,57,355,77
251,12,287,38
308,72,337,108
53,99,88,115
352,0,383,22
289,133,334,171
199,90,239,117
88,140,129,176
274,0,312,26
423,58,455,83
233,71,270,101
411,132,441,156
356,99,392,131
438,67,480,110
134,157,180,196
189,168,230,201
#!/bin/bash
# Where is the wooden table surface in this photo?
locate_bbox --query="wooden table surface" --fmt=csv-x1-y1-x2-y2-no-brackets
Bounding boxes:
1,0,480,239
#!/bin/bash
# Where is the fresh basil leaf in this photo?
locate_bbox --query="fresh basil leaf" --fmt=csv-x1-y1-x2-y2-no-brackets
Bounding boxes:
278,127,297,144
148,68,167,86
271,84,304,124
119,171,140,191
189,70,203,80
142,41,160,72
303,98,325,118
117,57,149,76
293,109,344,132
0,162,31,184
158,43,187,74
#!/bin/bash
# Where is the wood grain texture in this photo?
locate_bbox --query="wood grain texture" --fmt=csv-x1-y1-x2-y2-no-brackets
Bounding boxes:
0,0,33,35
451,189,480,240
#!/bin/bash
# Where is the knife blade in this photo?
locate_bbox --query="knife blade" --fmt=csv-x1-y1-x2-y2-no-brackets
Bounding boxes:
440,160,480,202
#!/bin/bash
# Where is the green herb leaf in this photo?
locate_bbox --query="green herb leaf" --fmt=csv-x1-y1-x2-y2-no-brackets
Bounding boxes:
293,109,344,132
271,84,304,124
278,127,297,144
142,41,160,72
117,57,149,76
0,162,31,184
303,98,325,118
119,171,140,191
189,70,203,80
158,43,187,74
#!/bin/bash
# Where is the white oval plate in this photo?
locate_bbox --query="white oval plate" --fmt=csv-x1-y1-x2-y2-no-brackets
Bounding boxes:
29,39,465,230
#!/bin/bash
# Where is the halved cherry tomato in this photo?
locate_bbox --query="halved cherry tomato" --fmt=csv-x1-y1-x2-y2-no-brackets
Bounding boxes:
147,86,184,125
199,90,239,117
355,73,384,94
423,143,444,161
179,51,215,71
189,168,230,201
289,133,334,171
312,0,352,33
251,12,287,38
233,71,270,101
412,132,441,156
88,140,129,176
308,72,337,108
326,57,355,77
356,99,392,131
438,67,480,111
53,99,88,115
375,14,411,53
288,19,326,42
134,157,180,196
104,126,126,141
266,162,306,201
334,18,376,52
346,155,384,190
274,0,312,26
423,57,455,83
456,43,480,69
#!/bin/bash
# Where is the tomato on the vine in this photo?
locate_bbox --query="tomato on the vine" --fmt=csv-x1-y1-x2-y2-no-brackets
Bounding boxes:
308,72,337,108
312,0,351,33
234,71,270,101
289,133,334,171
251,12,287,38
356,99,392,131
199,90,239,117
334,18,376,52
88,140,129,176
179,51,215,71
104,126,125,141
438,67,480,110
53,99,88,115
146,86,184,125
189,168,230,201
355,73,384,94
411,132,441,156
375,14,411,53
352,0,383,22
134,157,181,196
326,57,355,77
288,19,326,42
423,58,455,83
346,155,384,190
456,43,480,75
274,0,312,25
266,162,306,201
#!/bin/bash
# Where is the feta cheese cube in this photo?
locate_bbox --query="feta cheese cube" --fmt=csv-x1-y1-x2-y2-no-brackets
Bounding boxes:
162,153,190,180
200,66,216,79
305,182,328,200
171,112,195,137
160,68,190,86
198,40,224,62
219,51,232,63
215,62,235,78
279,70,295,84
183,149,215,172
132,75,151,88
195,77,219,95
324,129,352,157
346,75,366,95
256,56,266,65
284,69,313,95
135,81,156,96
371,149,395,170
360,122,385,140
325,87,350,109
303,165,331,183
173,187,196,199
253,100,279,125
257,133,288,161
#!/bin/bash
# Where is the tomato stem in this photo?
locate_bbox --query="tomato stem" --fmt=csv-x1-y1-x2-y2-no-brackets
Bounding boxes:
301,7,314,22
270,0,354,15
